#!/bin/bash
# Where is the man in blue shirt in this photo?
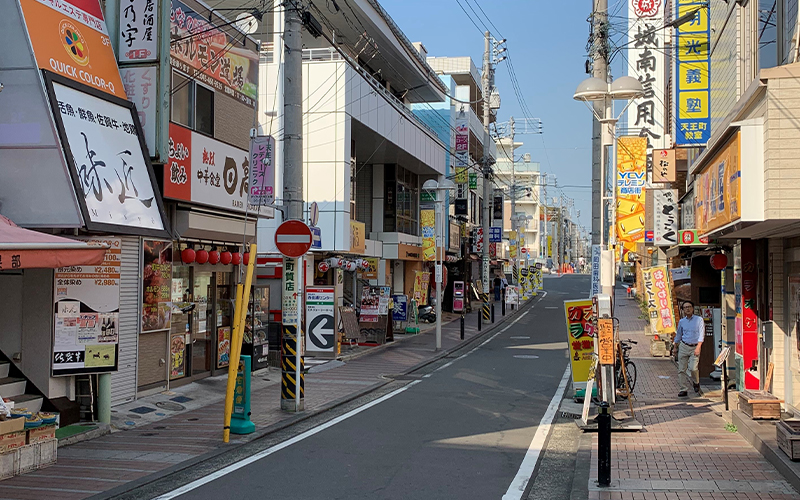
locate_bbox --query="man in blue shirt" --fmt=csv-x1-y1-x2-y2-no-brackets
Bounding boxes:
672,301,705,397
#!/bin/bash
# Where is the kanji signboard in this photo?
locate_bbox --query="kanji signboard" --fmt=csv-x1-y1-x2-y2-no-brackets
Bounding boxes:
641,266,676,335
675,0,711,145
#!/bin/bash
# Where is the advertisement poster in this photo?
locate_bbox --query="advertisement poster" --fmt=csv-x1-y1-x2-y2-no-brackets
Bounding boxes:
360,287,380,323
120,66,157,157
306,287,336,353
695,134,741,233
170,0,259,107
675,0,711,145
564,299,595,392
53,237,121,375
421,209,436,262
118,0,159,63
653,189,678,246
392,294,408,322
248,135,275,206
165,123,271,216
616,136,647,259
170,333,186,379
51,81,166,232
142,239,172,332
217,326,231,368
19,0,127,99
413,271,430,306
641,266,677,335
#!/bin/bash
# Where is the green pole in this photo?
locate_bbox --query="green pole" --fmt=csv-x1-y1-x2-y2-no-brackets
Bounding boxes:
97,373,111,424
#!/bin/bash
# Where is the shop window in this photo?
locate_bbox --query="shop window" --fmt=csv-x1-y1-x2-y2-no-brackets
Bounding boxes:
170,70,214,136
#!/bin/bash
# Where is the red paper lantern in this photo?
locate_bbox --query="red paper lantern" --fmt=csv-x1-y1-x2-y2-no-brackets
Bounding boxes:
181,248,196,264
243,252,250,265
318,261,330,272
196,249,209,264
220,251,232,265
208,251,220,265
710,253,728,271
231,252,242,265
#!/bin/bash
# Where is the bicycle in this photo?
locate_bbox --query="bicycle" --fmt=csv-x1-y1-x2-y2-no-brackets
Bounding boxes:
615,339,637,399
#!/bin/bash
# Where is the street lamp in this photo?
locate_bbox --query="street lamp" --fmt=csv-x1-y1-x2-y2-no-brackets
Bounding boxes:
573,76,643,292
422,178,457,351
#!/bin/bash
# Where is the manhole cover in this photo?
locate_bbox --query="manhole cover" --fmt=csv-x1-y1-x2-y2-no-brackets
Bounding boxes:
510,336,530,339
513,355,540,359
155,401,185,412
129,406,156,415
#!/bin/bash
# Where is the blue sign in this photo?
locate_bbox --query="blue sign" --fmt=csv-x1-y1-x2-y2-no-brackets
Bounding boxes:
310,226,321,249
675,0,710,146
489,226,502,243
392,294,408,322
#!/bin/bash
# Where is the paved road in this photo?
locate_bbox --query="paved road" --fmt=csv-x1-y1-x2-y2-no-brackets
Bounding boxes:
141,276,588,500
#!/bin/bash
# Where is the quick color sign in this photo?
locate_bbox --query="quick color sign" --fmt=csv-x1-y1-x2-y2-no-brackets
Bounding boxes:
675,0,711,145
20,0,127,99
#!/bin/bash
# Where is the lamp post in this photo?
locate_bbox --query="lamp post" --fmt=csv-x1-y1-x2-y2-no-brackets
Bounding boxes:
423,178,457,351
573,76,644,294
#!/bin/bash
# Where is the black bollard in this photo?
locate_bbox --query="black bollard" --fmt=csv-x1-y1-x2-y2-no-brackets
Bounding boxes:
460,315,465,340
491,304,495,323
478,310,482,332
502,299,506,316
597,401,611,486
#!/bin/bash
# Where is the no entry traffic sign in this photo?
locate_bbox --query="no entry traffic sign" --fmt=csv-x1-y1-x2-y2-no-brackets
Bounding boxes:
275,220,313,258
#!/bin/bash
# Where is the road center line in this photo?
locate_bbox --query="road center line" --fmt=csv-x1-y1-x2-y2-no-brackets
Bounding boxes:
153,380,422,500
502,365,571,500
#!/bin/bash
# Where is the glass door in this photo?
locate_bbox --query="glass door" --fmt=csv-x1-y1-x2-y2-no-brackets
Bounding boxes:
192,271,213,376
214,272,233,371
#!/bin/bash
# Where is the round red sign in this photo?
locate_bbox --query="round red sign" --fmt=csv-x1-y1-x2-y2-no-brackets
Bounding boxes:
274,220,313,258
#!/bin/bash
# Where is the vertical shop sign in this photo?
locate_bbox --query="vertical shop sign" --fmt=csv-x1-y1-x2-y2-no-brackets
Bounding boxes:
120,66,157,157
641,266,677,334
616,137,647,258
741,240,758,390
217,326,230,368
118,0,159,62
248,135,275,206
455,106,469,195
282,257,298,326
627,0,666,171
141,239,172,332
653,189,678,246
170,333,186,379
675,0,711,145
469,173,478,190
421,209,436,262
590,244,601,297
53,237,121,375
653,149,676,182
564,299,596,393
413,271,430,305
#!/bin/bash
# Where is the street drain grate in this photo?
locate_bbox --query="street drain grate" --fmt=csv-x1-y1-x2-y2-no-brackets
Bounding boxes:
155,401,186,412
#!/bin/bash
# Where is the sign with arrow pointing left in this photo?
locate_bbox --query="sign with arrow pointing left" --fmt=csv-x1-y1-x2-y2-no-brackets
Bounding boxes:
306,287,336,353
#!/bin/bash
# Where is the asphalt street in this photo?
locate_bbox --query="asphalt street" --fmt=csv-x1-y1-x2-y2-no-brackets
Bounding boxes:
149,275,588,500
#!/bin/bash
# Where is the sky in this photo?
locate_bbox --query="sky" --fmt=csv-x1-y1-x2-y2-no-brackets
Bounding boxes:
381,0,598,233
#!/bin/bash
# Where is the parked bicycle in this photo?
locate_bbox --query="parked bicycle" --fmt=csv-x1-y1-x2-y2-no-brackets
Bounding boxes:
615,339,637,399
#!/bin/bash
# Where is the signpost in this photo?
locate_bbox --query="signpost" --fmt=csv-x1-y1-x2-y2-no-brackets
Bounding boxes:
306,287,336,356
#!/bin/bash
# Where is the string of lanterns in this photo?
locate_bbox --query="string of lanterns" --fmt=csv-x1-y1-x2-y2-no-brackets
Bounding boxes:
317,257,370,273
180,246,250,266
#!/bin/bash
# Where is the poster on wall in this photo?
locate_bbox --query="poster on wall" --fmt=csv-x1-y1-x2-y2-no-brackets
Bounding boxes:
142,239,172,332
360,287,380,323
53,237,121,375
616,136,647,260
170,333,186,379
47,75,168,235
217,326,231,368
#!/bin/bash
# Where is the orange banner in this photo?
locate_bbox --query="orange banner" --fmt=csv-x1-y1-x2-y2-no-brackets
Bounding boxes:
616,137,647,259
20,0,126,99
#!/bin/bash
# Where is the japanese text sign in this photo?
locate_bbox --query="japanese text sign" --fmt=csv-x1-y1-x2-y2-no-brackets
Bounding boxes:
653,189,678,246
564,299,596,389
120,66,157,156
675,0,711,145
248,135,275,206
421,209,436,262
616,137,647,256
653,149,676,183
641,266,676,335
597,319,614,365
118,0,158,62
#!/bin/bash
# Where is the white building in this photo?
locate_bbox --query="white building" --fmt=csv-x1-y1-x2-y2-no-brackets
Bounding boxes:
495,137,542,260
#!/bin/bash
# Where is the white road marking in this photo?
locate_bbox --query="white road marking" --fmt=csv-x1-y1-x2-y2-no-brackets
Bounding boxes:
502,365,571,500
153,381,422,500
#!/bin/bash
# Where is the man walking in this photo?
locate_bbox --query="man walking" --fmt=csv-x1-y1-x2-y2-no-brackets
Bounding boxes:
673,301,704,397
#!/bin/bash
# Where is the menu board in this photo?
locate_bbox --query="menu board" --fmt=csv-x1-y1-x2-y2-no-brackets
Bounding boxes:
53,237,121,375
142,240,172,332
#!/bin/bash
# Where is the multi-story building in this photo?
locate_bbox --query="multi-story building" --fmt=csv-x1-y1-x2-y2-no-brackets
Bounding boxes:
495,136,541,260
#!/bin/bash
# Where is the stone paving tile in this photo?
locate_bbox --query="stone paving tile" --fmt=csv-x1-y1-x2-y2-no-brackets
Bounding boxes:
584,287,800,499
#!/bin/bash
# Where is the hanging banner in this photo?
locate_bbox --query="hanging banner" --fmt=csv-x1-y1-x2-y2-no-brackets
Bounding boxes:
469,173,478,190
53,237,121,375
455,106,469,186
141,239,172,332
248,135,275,206
653,189,678,246
616,136,647,258
675,0,711,146
653,149,676,183
413,271,430,306
626,0,666,171
564,299,596,394
641,266,676,334
421,209,436,262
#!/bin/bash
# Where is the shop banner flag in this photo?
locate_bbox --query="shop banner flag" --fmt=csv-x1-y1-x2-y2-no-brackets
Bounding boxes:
642,266,677,335
564,299,596,395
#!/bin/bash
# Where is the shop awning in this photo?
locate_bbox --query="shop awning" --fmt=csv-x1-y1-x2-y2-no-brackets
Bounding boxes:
0,215,107,270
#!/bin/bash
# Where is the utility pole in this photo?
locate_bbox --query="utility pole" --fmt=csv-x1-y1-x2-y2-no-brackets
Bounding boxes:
481,31,492,323
591,0,610,248
281,1,304,412
509,117,517,286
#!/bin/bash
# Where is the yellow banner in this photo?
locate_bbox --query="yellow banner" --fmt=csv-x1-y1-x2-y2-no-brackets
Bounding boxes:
454,167,468,184
421,209,436,261
413,271,430,305
641,266,677,335
616,136,647,257
564,299,595,385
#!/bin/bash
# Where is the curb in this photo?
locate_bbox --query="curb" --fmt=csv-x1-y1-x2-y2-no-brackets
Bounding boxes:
732,409,800,495
93,295,541,500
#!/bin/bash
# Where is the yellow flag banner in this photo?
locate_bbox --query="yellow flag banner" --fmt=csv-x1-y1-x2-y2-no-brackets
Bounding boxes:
616,136,647,259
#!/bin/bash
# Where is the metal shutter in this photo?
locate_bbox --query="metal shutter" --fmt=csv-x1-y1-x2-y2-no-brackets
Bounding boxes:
110,236,140,406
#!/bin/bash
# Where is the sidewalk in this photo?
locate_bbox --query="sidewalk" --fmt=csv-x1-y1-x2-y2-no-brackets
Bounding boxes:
582,287,800,499
0,297,527,500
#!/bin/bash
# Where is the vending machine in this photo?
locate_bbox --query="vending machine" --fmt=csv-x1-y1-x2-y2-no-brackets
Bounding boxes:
453,281,465,313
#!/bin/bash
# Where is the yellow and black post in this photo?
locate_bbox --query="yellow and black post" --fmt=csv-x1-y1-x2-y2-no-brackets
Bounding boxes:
280,256,304,412
281,327,304,409
481,293,490,323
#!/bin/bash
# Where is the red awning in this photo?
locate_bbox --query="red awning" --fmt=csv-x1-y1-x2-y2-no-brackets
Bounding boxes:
0,215,107,270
